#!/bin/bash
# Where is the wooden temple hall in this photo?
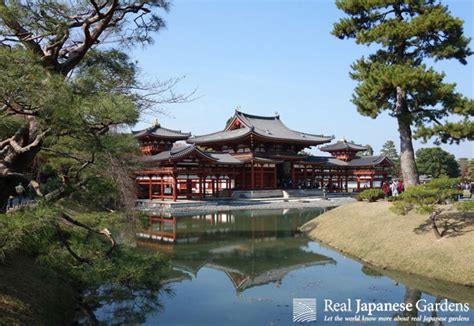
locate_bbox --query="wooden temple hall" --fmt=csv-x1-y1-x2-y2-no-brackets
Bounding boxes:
134,110,394,201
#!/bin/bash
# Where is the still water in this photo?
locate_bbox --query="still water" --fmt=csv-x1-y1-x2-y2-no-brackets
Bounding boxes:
94,208,474,325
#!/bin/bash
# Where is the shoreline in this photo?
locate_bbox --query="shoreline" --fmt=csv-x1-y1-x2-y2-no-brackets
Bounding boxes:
313,237,474,305
301,201,474,287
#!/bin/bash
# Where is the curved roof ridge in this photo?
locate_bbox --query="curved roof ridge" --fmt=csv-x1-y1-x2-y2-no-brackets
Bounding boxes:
132,124,191,138
320,140,368,152
158,126,191,135
236,110,279,121
190,127,251,138
187,127,253,144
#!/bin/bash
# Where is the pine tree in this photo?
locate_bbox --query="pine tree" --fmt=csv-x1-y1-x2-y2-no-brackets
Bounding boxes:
381,141,399,161
381,140,401,176
458,158,469,178
333,0,473,187
0,1,192,209
361,145,374,156
415,148,460,178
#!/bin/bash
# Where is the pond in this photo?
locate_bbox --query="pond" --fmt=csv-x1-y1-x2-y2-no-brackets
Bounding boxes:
91,208,474,325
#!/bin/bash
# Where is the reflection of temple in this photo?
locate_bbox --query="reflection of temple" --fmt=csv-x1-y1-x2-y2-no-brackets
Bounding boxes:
134,110,394,201
136,210,335,292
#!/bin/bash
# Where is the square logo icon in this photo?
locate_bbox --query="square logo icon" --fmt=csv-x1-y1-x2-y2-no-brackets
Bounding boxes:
293,298,316,323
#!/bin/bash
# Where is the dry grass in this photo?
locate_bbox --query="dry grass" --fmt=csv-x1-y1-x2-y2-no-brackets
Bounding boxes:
301,201,474,286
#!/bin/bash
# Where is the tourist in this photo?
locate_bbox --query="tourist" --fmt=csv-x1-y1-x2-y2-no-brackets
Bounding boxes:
15,182,25,204
7,195,14,210
397,180,404,194
382,182,391,197
391,181,399,197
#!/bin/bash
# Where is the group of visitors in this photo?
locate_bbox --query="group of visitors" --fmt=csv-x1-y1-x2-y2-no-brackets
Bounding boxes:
382,180,404,197
456,181,474,199
6,181,37,211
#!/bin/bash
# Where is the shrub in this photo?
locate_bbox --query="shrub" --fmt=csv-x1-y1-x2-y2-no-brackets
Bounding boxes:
356,189,385,202
390,177,463,239
455,200,474,212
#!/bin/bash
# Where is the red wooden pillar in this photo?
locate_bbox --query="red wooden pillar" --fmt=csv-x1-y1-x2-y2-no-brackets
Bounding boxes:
345,175,348,192
357,177,360,192
186,178,192,199
148,177,152,200
160,175,164,201
199,176,203,199
273,166,277,189
303,166,307,188
370,175,374,189
211,177,216,197
203,176,207,198
251,163,255,189
172,175,177,201
260,164,264,189
291,163,296,189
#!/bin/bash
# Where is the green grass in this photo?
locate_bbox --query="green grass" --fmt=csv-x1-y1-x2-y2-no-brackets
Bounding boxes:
0,256,77,325
301,201,474,286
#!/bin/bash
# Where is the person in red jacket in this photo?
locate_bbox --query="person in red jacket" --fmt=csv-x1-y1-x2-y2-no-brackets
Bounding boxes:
397,180,404,194
382,181,392,197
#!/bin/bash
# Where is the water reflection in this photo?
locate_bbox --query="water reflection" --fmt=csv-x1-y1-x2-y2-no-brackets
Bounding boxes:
90,208,474,325
137,209,334,292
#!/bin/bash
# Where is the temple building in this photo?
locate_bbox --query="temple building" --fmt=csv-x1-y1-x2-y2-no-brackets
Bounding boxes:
134,110,393,201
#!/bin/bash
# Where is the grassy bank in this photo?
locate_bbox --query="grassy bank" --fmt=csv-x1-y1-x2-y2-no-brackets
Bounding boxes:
301,201,474,286
0,256,77,325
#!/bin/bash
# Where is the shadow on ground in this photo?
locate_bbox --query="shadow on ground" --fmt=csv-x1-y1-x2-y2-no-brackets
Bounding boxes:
414,211,474,238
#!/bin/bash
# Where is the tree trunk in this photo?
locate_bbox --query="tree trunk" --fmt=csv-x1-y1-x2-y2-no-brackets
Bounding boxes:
396,87,419,187
0,118,43,212
429,211,443,239
403,286,422,322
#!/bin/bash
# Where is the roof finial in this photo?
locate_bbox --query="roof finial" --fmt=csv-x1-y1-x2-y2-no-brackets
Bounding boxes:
153,119,160,127
236,105,241,112
340,136,346,142
274,111,280,119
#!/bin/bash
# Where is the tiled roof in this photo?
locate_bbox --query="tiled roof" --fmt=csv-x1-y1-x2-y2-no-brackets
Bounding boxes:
303,155,393,167
132,124,191,140
140,144,203,163
187,128,252,144
320,140,368,152
140,145,243,165
187,110,333,145
206,152,244,164
347,155,393,167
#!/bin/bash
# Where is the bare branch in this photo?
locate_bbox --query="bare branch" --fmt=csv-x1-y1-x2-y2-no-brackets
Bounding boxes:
8,128,50,154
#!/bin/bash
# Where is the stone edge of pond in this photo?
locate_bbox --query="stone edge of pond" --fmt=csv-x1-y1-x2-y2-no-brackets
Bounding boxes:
141,197,357,215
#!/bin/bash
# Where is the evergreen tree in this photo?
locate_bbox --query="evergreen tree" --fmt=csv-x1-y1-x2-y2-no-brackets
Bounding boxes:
0,2,193,320
415,148,460,178
381,141,399,161
458,158,469,178
333,0,473,187
0,0,192,210
381,140,401,176
465,159,474,181
361,145,374,156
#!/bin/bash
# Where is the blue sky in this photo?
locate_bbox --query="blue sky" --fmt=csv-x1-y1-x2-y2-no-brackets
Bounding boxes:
131,0,473,158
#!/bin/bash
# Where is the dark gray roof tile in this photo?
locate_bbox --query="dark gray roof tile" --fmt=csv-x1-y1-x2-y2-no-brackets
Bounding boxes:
187,110,334,145
133,124,191,140
320,140,368,152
